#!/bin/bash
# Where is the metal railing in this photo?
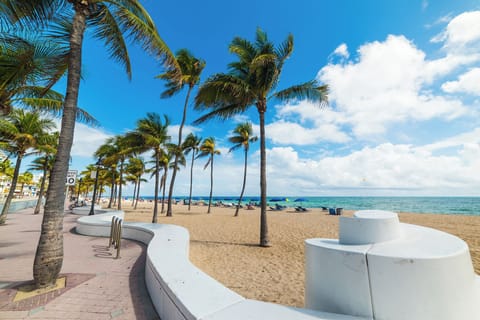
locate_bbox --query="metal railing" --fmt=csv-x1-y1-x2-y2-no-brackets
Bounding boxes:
108,216,123,259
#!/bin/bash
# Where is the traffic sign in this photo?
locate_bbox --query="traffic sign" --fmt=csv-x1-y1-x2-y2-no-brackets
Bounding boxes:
66,170,78,186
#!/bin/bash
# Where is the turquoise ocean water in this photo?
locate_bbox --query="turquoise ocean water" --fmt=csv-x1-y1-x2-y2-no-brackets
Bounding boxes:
132,196,480,216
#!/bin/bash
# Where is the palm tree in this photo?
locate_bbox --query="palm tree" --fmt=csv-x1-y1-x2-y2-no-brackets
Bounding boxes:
1,0,179,288
195,28,328,246
17,171,34,197
125,157,145,209
29,132,59,214
228,122,258,217
127,113,170,222
0,109,55,224
157,49,206,217
197,137,221,214
182,133,202,211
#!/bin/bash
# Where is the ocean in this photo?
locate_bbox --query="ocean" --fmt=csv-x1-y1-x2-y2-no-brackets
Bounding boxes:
128,196,480,216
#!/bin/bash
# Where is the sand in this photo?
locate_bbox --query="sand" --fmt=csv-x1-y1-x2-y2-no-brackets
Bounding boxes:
121,201,480,308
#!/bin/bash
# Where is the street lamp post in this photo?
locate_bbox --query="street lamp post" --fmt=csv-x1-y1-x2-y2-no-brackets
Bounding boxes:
89,159,102,215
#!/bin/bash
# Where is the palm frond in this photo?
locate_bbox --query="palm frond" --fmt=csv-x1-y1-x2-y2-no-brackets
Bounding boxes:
89,4,132,79
273,80,329,106
109,0,180,80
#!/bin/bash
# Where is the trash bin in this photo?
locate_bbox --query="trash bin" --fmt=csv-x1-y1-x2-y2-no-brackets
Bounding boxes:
336,208,343,215
329,208,336,215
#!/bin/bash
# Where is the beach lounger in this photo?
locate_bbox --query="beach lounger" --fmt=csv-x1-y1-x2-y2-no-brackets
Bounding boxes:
295,206,309,212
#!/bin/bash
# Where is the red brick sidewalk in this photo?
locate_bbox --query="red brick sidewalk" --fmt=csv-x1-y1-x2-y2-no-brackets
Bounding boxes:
0,208,159,319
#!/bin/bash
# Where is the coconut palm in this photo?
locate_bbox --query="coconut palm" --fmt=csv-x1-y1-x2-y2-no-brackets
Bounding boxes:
195,28,328,246
127,113,171,222
125,157,145,209
0,109,55,224
95,135,137,210
182,133,202,211
17,171,34,197
157,49,205,216
228,122,258,216
1,0,179,288
28,131,59,214
197,137,221,214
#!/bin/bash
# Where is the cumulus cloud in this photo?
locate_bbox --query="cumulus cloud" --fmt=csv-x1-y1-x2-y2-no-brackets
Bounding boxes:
317,34,470,139
263,130,480,195
70,122,112,157
333,43,349,58
432,11,480,53
442,67,480,95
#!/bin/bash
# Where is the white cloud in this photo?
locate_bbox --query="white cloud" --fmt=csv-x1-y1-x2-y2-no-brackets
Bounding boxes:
442,67,480,95
71,122,112,157
318,34,470,139
168,125,202,143
432,11,480,53
263,130,480,195
266,120,350,145
333,43,349,58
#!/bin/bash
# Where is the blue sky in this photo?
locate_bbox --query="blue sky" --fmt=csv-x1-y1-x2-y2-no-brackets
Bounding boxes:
35,0,480,197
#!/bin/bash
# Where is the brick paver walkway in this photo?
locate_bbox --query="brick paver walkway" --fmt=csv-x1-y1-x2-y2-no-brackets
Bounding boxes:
0,207,159,319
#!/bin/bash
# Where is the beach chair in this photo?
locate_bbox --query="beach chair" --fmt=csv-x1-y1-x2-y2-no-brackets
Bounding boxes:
295,206,308,212
329,208,336,215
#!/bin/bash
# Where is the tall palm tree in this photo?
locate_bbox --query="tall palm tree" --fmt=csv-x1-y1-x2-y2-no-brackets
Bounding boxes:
29,131,59,214
197,137,221,214
195,28,328,246
182,133,202,211
1,0,179,288
0,109,55,224
127,113,170,222
228,122,258,217
157,49,205,217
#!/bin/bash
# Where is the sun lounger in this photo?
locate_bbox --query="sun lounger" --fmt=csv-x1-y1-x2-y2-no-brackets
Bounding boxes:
295,206,309,212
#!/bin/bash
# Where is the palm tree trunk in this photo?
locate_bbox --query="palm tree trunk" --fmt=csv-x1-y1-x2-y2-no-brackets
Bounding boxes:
34,164,48,215
161,170,167,213
152,151,160,223
207,155,213,213
167,86,192,216
34,7,87,288
0,154,23,223
134,178,141,210
117,159,124,210
113,183,117,206
108,172,115,208
188,152,195,211
97,184,103,204
131,179,137,207
235,149,248,217
258,108,270,247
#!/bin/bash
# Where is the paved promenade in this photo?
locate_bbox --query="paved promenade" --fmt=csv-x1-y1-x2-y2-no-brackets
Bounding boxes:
0,207,159,319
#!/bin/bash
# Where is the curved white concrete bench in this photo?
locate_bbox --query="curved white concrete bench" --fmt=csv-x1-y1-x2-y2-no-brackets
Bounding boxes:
76,212,368,320
305,210,480,320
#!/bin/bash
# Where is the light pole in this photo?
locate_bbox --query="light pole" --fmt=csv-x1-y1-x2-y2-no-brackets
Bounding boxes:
89,159,102,215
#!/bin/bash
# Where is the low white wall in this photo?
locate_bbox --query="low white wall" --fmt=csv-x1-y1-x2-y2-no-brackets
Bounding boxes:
76,212,368,320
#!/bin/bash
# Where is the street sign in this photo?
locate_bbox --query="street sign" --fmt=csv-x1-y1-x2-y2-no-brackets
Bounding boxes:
66,170,78,186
